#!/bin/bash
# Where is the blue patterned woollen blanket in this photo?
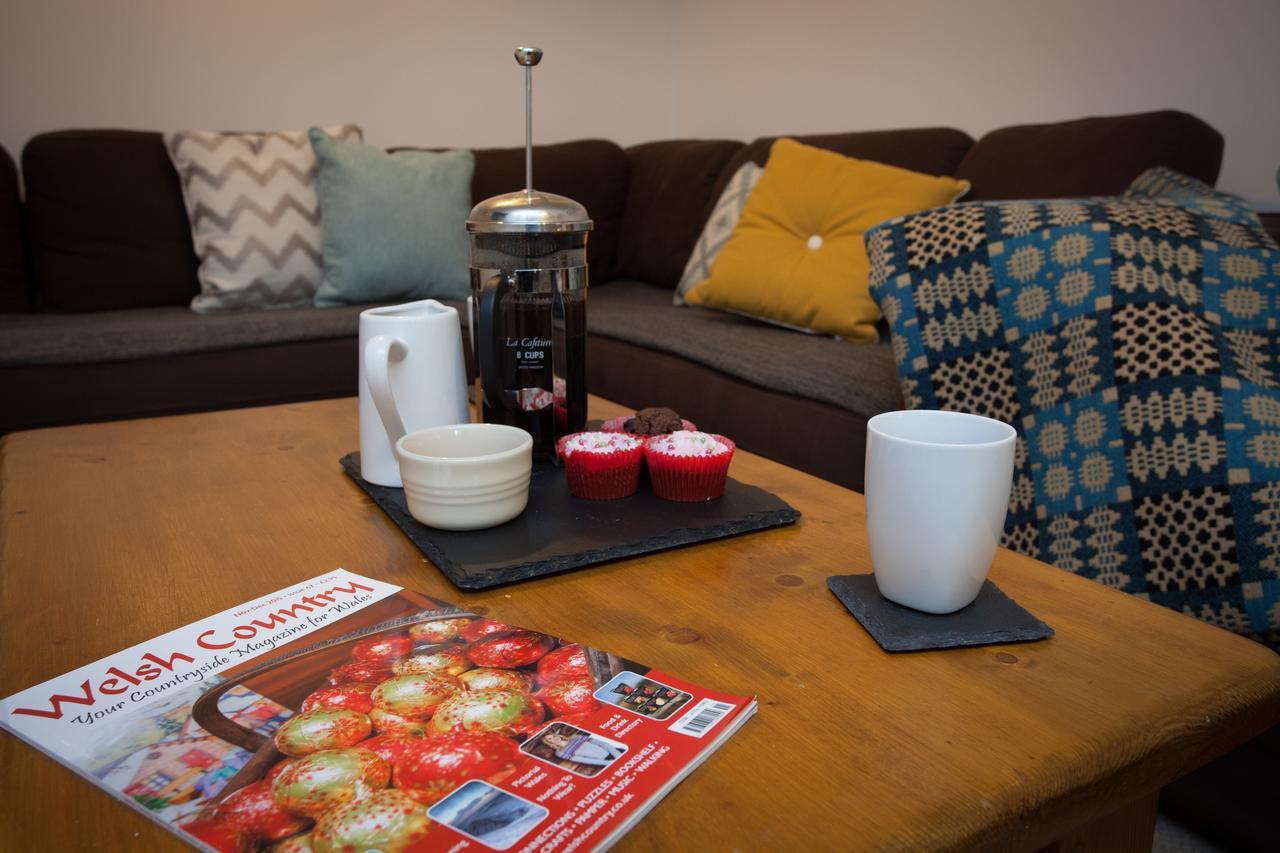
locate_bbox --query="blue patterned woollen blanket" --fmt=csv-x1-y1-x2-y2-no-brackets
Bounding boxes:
866,169,1280,648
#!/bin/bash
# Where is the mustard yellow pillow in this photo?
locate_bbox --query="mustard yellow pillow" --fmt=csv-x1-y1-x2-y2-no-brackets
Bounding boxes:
686,138,969,340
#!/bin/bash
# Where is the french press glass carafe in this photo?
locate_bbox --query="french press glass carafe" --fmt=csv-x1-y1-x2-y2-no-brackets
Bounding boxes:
466,47,592,460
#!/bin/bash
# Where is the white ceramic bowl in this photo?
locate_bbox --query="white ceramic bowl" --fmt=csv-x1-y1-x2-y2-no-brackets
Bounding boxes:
394,424,533,531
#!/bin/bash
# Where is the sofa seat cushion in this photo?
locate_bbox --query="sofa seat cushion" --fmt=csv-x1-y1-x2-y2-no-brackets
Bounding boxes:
0,302,463,366
1,337,362,434
588,279,901,419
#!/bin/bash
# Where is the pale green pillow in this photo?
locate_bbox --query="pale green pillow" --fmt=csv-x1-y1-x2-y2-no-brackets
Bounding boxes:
310,128,474,306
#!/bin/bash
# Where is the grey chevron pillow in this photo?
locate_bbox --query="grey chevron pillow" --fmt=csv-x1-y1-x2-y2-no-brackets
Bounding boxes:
164,124,362,312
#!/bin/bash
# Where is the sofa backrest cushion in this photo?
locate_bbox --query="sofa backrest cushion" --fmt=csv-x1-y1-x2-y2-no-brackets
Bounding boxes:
957,110,1224,201
708,128,976,209
0,145,27,312
24,130,199,312
615,139,744,289
469,139,628,282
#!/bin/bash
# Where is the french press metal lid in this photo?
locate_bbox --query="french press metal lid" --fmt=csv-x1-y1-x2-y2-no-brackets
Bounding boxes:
466,47,592,236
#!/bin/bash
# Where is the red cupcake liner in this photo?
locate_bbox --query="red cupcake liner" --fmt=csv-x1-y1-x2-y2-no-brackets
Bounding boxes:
557,434,645,500
644,435,735,502
601,415,698,435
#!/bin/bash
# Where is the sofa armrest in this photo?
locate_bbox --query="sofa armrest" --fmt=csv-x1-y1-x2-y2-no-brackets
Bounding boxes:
0,144,28,313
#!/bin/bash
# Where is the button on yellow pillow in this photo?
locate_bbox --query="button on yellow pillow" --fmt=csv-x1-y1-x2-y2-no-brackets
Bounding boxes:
686,138,969,340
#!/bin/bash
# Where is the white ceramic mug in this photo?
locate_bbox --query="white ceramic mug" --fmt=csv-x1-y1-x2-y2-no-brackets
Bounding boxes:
864,410,1017,614
360,300,470,487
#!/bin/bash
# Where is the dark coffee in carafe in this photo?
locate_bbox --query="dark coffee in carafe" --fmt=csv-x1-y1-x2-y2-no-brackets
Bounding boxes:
471,248,589,458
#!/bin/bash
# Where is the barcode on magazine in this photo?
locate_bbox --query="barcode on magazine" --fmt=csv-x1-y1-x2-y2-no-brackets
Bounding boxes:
669,698,735,738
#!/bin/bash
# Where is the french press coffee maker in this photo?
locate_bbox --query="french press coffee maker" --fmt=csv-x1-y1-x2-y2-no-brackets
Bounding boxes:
467,46,591,460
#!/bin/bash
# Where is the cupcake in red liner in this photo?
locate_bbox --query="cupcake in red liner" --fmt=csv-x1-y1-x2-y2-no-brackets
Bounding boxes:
601,407,696,436
557,432,645,500
644,430,735,502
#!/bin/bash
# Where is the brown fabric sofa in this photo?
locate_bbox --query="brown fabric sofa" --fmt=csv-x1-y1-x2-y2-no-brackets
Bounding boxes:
0,111,1229,494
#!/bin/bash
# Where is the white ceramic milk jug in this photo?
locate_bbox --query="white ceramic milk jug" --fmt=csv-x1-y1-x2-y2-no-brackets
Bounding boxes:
359,300,469,487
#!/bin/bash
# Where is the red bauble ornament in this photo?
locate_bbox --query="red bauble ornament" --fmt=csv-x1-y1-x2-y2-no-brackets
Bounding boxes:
350,633,413,663
409,617,473,644
459,618,516,643
538,676,601,717
466,630,556,669
394,730,523,805
536,643,590,686
301,683,376,715
459,667,533,692
179,817,253,853
274,708,372,757
358,734,422,766
271,747,389,818
328,661,393,686
393,646,471,678
214,780,311,841
430,689,544,738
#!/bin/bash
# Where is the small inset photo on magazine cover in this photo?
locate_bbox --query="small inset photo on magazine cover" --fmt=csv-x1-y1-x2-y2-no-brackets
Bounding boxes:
520,721,627,778
595,671,692,721
427,779,549,851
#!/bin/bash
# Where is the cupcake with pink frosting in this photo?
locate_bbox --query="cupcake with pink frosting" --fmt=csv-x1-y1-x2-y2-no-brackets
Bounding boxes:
644,430,736,502
557,432,645,500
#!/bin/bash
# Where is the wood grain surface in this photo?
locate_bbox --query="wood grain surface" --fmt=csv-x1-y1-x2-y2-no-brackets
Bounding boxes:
2,397,1279,851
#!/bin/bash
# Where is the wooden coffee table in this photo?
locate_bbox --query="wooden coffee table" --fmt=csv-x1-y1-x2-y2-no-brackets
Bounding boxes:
3,397,1279,851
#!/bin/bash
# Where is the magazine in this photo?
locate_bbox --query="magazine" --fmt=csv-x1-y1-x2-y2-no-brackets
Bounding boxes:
0,570,755,852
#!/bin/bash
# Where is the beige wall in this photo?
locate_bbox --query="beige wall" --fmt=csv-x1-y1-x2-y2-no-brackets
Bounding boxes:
0,1,678,153
2,0,1277,207
672,0,1280,208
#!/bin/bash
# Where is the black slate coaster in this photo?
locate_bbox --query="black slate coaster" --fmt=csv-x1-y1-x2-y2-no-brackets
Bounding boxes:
342,453,800,590
826,573,1053,653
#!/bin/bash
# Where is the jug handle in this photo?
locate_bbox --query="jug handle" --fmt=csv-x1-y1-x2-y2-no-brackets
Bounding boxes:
364,335,408,447
478,272,512,411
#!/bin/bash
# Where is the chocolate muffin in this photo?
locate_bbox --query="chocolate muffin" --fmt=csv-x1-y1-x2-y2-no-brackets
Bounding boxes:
623,407,685,436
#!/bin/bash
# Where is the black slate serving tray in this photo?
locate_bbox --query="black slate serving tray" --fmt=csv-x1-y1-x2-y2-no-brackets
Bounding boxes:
342,452,800,590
